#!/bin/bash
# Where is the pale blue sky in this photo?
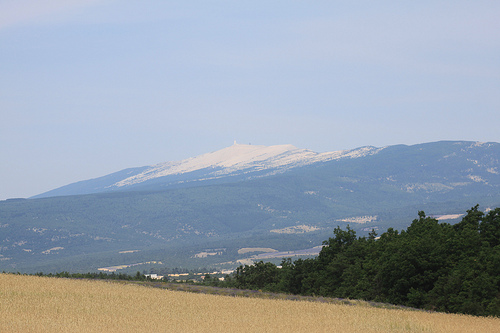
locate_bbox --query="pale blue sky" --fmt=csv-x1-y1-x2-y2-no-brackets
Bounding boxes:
1,0,499,200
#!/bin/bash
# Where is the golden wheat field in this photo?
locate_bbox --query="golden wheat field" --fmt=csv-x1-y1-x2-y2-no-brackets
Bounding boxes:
1,274,498,332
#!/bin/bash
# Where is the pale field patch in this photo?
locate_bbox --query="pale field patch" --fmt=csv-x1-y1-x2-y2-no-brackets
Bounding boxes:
1,274,499,333
41,247,64,254
270,225,320,234
97,261,162,272
337,216,378,224
237,247,278,254
434,214,465,220
193,251,219,258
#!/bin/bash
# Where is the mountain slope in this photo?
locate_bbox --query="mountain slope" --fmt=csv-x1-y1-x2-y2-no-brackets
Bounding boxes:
33,143,383,198
2,140,500,273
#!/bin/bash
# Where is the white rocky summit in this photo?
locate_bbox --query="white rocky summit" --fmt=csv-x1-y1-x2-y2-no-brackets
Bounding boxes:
110,143,383,188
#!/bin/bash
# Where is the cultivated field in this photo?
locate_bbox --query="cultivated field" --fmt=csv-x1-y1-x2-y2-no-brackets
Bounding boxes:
1,274,498,332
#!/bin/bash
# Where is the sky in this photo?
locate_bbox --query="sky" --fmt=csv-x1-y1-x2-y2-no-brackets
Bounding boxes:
1,0,499,200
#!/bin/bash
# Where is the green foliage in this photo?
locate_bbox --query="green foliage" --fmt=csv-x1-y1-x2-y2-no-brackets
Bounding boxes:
218,207,500,317
234,261,281,291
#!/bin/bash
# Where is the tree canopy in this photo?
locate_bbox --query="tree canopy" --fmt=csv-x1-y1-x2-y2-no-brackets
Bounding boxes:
216,206,500,317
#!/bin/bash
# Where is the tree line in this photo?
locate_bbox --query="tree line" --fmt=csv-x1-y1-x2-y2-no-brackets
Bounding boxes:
3,271,152,281
206,205,500,317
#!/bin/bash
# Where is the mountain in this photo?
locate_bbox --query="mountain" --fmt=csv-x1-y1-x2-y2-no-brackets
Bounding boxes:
32,143,382,198
2,140,500,273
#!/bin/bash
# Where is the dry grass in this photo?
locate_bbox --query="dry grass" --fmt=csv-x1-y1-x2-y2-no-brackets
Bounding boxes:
1,274,499,332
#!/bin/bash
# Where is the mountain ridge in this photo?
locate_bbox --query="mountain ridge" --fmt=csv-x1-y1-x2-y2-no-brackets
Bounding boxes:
33,143,384,198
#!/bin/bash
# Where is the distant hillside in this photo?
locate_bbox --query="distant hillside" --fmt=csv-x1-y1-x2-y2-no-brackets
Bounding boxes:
2,140,500,273
32,143,383,198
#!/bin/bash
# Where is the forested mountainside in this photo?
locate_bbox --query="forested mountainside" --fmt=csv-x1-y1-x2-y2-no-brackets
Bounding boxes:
1,140,500,273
